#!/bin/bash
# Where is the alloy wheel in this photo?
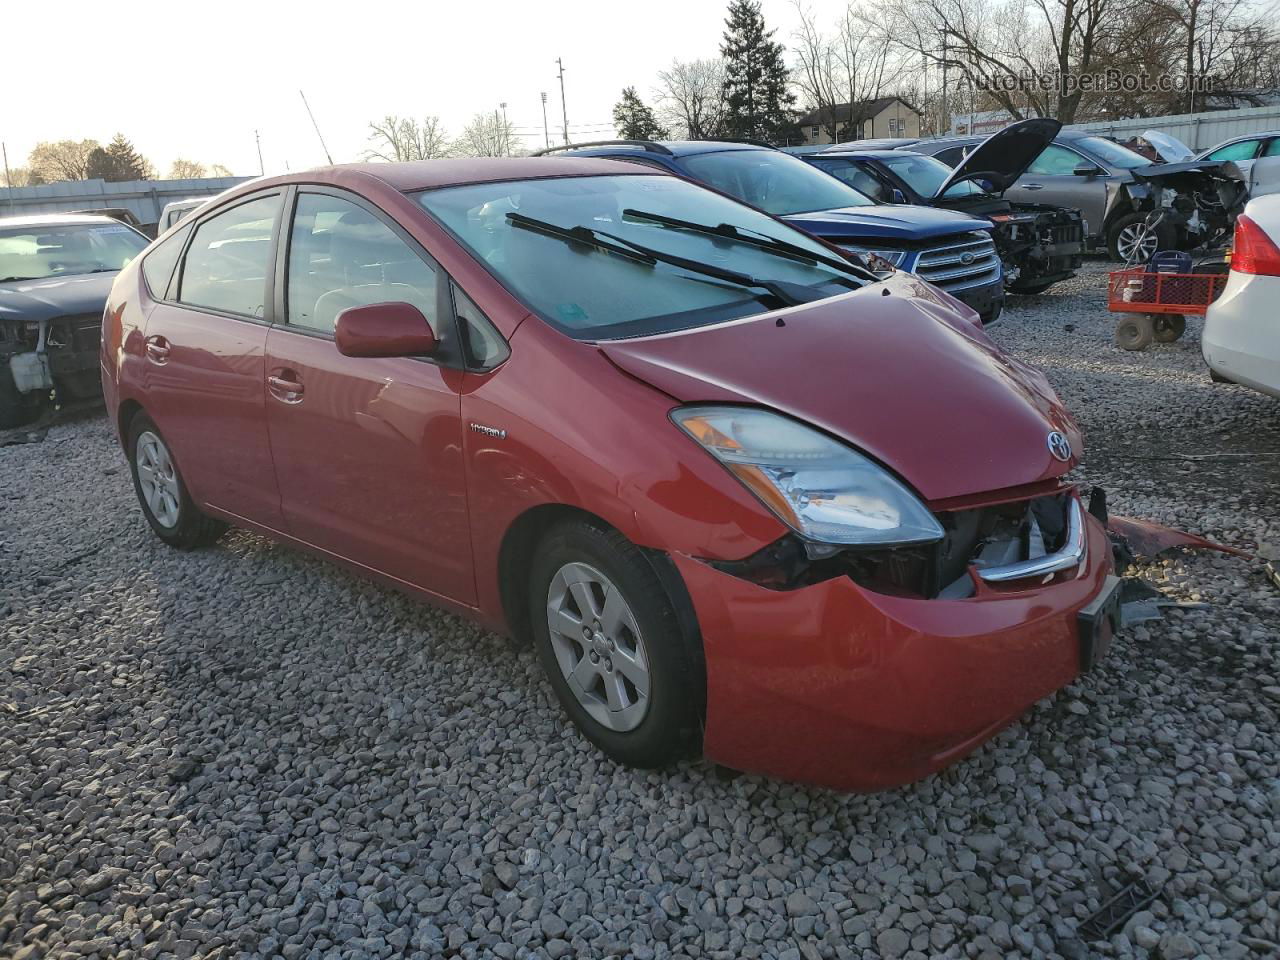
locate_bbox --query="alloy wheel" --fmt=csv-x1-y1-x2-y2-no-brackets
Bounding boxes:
545,561,651,732
135,431,181,528
1117,223,1158,264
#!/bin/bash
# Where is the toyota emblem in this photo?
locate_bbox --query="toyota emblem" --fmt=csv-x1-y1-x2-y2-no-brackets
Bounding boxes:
1047,431,1072,462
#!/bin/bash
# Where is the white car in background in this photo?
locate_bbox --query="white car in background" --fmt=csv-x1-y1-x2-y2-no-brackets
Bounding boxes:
1203,193,1280,398
157,198,208,233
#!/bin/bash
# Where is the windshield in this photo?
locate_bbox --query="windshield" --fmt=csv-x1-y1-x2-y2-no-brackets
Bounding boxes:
681,149,875,215
877,153,986,198
419,175,864,339
1075,136,1152,170
0,222,148,283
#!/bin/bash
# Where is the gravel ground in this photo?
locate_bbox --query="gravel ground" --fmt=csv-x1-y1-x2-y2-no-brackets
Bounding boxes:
2,261,1278,960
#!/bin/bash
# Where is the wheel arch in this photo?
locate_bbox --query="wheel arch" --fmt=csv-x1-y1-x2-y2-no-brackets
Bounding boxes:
117,398,144,448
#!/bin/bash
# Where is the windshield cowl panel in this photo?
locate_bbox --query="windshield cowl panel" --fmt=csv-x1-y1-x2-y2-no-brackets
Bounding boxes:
418,174,874,341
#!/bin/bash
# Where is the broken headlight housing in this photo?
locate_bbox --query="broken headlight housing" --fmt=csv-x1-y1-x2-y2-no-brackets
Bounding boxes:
673,406,944,547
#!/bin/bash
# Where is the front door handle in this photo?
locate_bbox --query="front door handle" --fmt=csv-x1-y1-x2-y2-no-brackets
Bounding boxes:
1022,183,1044,190
145,335,171,364
267,372,305,403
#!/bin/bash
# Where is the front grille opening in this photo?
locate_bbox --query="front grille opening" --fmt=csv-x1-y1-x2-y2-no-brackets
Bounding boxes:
708,492,1072,599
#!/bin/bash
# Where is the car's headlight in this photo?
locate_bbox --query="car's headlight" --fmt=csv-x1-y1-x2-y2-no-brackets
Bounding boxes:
838,245,907,271
673,406,944,547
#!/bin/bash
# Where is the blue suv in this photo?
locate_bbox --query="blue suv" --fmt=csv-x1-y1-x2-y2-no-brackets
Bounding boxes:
539,140,1005,324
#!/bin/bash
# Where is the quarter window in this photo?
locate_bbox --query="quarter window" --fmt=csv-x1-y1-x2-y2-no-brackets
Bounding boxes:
452,284,509,370
178,194,280,318
1265,139,1280,158
141,224,192,300
286,193,440,336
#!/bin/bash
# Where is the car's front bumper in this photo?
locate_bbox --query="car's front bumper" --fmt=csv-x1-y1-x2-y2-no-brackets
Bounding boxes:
673,507,1116,792
944,278,1005,325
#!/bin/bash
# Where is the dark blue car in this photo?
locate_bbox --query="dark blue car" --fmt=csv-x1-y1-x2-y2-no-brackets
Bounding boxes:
539,140,1004,324
1,214,150,427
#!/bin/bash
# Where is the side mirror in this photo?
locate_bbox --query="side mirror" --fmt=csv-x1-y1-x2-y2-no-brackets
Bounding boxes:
890,188,906,204
1073,164,1102,178
335,302,437,358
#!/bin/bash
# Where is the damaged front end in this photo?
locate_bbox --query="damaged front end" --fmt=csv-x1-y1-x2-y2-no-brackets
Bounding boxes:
1,312,103,427
987,205,1086,293
1130,160,1250,252
710,488,1088,600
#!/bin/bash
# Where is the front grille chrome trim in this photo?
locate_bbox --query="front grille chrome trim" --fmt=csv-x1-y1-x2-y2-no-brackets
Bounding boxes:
976,497,1085,582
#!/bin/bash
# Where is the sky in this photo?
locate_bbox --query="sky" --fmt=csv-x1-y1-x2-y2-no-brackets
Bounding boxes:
3,0,853,180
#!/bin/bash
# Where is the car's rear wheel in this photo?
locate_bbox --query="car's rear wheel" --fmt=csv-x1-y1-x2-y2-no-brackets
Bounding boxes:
528,519,703,768
127,413,227,549
1152,314,1186,342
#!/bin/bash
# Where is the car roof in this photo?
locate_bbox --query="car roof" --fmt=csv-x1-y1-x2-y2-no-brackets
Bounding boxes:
288,157,663,192
0,213,121,229
552,141,767,159
817,149,918,159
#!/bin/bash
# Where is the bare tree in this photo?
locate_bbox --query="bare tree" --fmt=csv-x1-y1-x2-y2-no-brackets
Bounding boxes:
451,112,519,157
2,166,33,188
654,58,728,139
365,115,451,161
169,159,207,179
26,140,101,183
209,163,234,178
792,2,907,140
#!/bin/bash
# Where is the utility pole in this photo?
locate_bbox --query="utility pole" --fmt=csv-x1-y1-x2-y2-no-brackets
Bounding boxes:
540,92,550,148
500,102,509,156
299,89,334,165
2,142,15,212
254,130,264,176
556,57,569,145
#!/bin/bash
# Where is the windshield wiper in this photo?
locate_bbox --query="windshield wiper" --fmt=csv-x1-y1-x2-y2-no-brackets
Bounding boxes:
0,276,37,283
507,213,846,308
621,208,877,281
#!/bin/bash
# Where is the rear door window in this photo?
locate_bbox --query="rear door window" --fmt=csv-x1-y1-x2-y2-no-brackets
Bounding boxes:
177,194,281,318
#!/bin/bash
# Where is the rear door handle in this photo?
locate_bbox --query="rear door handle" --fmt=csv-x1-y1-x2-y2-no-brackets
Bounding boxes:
145,335,170,363
1023,183,1044,190
267,372,305,403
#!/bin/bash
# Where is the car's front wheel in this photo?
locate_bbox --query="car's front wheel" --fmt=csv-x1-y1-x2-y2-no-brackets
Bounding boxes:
1108,212,1175,263
528,519,703,769
127,413,227,549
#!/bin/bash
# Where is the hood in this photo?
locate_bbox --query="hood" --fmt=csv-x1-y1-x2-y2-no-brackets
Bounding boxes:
600,273,1080,503
936,118,1062,197
783,204,992,242
1142,129,1195,163
1130,159,1238,185
0,272,118,323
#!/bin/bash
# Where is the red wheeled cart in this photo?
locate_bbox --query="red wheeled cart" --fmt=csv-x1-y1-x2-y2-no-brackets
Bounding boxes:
1106,258,1229,351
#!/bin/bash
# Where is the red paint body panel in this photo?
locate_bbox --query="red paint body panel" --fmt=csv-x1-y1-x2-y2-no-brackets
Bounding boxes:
264,327,474,603
139,302,282,527
683,504,1114,792
602,272,1083,503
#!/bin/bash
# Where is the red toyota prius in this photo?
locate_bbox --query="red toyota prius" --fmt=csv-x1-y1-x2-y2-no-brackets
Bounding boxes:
102,158,1119,792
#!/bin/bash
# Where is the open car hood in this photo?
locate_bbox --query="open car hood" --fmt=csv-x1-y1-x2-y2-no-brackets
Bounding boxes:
599,273,1081,503
935,118,1063,197
1142,129,1195,163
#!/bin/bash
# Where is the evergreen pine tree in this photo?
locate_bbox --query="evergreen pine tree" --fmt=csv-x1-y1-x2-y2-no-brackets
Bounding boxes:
719,0,796,142
612,87,669,141
86,134,152,182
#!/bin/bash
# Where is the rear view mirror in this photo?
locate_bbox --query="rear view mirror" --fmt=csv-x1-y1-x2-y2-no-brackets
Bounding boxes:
1073,164,1102,178
335,302,437,358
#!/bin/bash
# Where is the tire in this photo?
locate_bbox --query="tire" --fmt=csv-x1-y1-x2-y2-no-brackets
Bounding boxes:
1115,314,1154,351
0,361,49,430
528,519,704,769
1107,212,1176,264
127,413,227,549
1152,314,1186,343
